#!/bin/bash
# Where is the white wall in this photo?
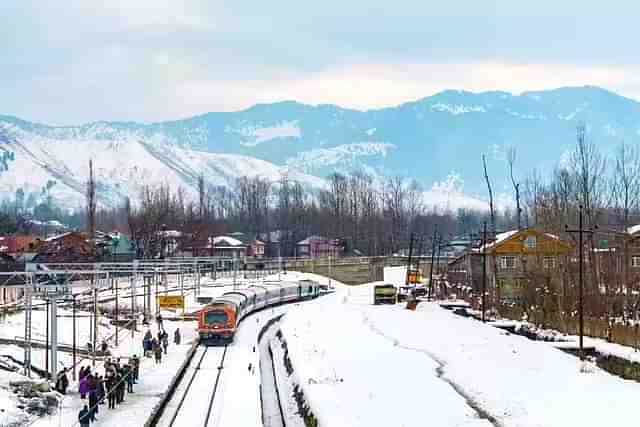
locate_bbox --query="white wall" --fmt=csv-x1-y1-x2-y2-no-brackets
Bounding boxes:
383,266,407,287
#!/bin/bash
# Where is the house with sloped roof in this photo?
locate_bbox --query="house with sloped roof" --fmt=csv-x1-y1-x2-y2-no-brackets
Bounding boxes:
447,228,572,304
32,231,95,263
296,235,342,259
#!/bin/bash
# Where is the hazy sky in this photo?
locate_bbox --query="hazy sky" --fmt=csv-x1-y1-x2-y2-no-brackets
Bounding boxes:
3,1,640,125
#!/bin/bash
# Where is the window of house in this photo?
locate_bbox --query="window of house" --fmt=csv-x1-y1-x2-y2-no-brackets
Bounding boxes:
543,256,555,269
500,256,516,269
524,236,537,249
632,256,640,268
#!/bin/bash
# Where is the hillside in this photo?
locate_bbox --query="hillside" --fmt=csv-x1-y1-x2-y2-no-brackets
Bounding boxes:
1,86,637,208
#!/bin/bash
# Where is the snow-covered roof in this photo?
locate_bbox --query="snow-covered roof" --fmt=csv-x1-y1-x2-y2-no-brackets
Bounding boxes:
43,232,73,242
479,229,565,252
628,224,640,235
212,236,244,247
297,235,328,245
479,230,519,251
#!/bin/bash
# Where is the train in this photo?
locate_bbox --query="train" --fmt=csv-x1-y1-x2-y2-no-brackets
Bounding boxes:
197,279,321,344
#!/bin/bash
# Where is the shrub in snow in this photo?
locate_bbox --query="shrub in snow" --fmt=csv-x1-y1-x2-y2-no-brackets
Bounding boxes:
580,358,597,374
293,384,319,427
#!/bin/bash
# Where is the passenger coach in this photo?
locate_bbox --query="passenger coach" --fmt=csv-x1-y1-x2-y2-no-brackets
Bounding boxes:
198,280,320,344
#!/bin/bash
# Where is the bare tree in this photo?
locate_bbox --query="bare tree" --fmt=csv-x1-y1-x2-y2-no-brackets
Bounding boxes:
87,159,96,250
482,154,496,234
612,142,640,229
507,147,522,229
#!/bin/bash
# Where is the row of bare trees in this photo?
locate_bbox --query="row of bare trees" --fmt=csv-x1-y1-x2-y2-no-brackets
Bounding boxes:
490,124,640,327
94,173,513,258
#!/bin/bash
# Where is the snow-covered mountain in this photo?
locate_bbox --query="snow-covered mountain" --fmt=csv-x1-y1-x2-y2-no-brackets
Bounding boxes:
2,86,638,209
0,121,324,208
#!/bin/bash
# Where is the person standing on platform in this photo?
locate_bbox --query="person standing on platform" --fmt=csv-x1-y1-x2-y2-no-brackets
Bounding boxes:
131,354,140,383
106,375,117,410
78,405,91,427
154,340,162,364
162,331,169,355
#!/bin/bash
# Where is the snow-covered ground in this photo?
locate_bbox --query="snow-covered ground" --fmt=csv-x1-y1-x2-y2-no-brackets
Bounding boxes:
0,274,272,426
276,278,640,427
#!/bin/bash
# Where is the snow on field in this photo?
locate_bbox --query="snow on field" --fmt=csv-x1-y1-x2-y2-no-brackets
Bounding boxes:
277,281,640,427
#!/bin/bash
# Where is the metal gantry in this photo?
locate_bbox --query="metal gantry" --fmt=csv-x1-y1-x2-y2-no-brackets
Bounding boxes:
0,257,233,378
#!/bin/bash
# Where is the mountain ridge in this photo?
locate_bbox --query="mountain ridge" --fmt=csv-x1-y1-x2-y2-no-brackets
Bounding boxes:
2,85,639,210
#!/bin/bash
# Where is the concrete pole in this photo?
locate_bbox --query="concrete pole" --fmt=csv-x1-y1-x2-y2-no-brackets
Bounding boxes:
50,299,58,379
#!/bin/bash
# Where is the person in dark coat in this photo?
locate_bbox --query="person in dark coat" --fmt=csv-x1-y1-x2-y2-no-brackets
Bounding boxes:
162,331,169,355
131,355,139,383
88,389,98,421
156,313,163,330
78,405,91,427
174,328,181,345
125,363,134,393
116,372,125,404
143,330,152,357
55,369,68,394
106,375,117,409
154,342,162,364
96,375,105,404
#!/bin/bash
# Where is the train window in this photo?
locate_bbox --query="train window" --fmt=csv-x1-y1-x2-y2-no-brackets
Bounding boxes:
205,311,228,324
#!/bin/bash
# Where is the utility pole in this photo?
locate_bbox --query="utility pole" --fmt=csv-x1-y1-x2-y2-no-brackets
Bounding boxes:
482,221,487,323
115,277,119,347
405,232,415,286
93,282,98,367
45,299,49,378
72,293,77,380
566,205,597,361
428,228,438,300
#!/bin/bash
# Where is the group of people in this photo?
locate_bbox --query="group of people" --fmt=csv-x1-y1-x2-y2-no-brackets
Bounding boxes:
142,319,181,364
77,356,140,425
78,316,184,426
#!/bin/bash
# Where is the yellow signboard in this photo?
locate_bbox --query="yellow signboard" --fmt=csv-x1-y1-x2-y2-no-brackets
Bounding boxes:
158,295,185,309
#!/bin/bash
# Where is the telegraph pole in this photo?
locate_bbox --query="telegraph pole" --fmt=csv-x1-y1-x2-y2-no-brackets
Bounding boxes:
45,300,49,377
428,228,438,299
72,293,77,380
115,277,119,347
565,205,596,361
481,221,487,323
405,233,415,286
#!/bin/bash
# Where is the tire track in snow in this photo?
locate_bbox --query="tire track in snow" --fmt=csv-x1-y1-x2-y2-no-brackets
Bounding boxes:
360,311,503,427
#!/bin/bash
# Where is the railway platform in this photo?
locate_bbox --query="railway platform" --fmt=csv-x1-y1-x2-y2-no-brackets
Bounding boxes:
30,320,197,427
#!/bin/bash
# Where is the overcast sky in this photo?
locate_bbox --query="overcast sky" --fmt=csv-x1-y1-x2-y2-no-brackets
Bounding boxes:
2,1,640,125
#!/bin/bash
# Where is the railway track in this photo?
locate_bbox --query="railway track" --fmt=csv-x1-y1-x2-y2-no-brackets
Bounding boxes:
160,345,228,427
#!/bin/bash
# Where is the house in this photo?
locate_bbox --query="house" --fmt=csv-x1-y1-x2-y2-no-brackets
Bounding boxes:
32,232,96,263
296,236,342,259
211,236,247,258
447,228,573,302
229,232,265,258
479,228,573,303
0,235,38,257
0,253,23,306
95,232,137,262
186,235,247,258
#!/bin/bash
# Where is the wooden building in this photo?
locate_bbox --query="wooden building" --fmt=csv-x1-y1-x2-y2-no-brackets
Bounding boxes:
446,228,573,303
